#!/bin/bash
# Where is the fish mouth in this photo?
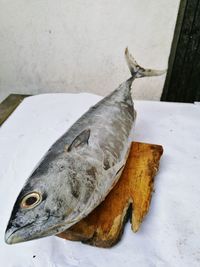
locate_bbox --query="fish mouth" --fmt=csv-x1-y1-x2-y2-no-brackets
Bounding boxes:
4,219,56,245
4,211,61,244
5,216,75,244
5,221,35,244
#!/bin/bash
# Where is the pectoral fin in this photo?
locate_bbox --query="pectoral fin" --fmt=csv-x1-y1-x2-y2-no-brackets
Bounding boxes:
67,129,90,152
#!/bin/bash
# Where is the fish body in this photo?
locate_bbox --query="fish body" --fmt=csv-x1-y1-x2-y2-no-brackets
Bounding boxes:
5,48,165,244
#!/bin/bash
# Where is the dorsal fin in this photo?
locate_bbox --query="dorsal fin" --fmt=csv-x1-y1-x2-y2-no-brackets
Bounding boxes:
67,129,90,152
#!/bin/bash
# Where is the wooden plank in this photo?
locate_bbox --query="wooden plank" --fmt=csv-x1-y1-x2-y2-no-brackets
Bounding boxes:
57,142,163,247
0,94,29,126
161,0,200,103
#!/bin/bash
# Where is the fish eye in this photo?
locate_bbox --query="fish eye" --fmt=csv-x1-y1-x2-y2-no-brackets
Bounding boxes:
20,192,42,209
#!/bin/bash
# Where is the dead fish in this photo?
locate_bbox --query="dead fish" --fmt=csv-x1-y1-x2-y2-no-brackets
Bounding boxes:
5,48,165,244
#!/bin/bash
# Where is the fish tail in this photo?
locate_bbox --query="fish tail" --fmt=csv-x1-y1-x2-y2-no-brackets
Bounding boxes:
125,47,166,79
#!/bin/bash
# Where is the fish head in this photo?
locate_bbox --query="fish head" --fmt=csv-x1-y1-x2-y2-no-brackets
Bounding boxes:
5,130,99,245
4,169,77,245
4,154,98,245
5,188,46,244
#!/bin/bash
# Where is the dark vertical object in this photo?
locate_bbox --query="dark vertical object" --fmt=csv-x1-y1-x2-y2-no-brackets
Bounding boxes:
161,0,200,103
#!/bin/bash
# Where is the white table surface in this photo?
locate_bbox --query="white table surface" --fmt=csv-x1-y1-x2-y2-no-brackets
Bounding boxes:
0,93,200,267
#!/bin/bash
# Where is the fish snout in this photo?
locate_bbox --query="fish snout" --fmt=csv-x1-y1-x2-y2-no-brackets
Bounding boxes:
5,220,35,244
5,227,23,245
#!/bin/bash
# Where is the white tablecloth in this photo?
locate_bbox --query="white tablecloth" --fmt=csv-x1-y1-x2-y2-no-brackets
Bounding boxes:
0,93,200,267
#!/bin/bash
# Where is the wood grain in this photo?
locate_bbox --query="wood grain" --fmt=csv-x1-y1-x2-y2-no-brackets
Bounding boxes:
57,142,163,247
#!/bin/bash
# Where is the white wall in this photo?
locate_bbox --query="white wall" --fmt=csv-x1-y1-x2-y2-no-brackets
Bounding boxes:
0,0,180,102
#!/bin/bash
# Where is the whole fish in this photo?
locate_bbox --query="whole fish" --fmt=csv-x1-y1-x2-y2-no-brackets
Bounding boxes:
5,48,165,244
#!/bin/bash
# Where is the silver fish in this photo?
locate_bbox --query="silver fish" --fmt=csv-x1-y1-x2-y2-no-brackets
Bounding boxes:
5,48,165,244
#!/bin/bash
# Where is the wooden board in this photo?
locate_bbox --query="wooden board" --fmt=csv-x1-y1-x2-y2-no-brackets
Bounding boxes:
57,142,163,247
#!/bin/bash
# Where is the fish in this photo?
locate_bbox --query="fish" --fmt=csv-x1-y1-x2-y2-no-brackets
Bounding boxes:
5,48,165,244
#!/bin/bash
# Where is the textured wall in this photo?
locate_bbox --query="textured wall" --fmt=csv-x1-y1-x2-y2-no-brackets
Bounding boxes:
0,0,180,102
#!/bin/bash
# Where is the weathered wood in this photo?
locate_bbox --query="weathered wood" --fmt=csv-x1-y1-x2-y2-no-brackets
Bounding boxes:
161,0,200,103
57,142,163,247
0,94,29,126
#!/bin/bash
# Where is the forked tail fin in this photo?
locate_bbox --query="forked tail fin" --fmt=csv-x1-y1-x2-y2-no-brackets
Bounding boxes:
125,47,166,79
